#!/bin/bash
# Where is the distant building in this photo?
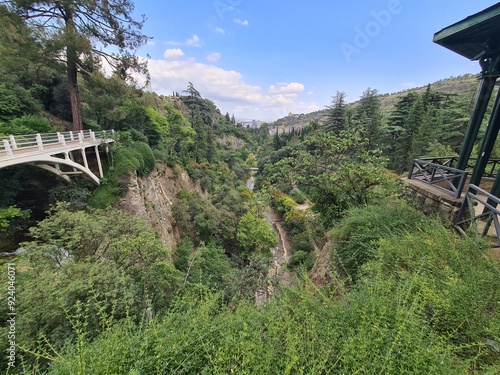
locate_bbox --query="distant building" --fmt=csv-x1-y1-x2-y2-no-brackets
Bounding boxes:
239,119,263,129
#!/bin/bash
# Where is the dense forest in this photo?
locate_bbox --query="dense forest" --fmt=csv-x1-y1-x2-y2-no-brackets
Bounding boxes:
0,1,499,374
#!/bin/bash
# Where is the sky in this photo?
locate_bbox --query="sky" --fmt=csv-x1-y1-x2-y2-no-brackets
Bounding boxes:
131,0,498,121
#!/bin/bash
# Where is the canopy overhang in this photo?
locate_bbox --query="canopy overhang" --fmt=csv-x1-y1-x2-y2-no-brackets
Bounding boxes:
433,3,500,61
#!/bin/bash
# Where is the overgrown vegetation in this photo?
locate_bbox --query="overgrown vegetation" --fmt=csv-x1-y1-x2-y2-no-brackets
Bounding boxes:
0,1,499,373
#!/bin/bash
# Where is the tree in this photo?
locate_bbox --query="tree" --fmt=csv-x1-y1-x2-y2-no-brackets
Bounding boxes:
263,131,388,226
236,210,276,255
354,88,382,150
384,92,420,172
324,91,348,134
9,0,149,131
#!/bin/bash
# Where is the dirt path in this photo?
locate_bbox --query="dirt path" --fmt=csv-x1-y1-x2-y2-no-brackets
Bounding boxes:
256,207,295,304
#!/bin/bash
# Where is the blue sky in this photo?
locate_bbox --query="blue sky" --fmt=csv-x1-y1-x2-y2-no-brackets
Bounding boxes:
132,1,497,120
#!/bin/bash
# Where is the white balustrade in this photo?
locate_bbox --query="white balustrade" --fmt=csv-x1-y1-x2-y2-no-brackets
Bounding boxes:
1,130,114,157
9,135,17,149
3,140,12,156
36,133,43,151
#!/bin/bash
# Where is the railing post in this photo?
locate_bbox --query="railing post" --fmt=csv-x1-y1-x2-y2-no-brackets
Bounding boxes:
36,133,43,151
3,140,13,156
78,131,84,144
90,130,96,141
408,160,415,179
69,131,74,141
9,135,17,150
57,132,66,146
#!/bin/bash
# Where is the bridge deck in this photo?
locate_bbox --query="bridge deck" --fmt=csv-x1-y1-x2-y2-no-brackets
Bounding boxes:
0,130,115,184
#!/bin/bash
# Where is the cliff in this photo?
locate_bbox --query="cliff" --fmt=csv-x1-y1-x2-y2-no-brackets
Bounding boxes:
115,164,203,254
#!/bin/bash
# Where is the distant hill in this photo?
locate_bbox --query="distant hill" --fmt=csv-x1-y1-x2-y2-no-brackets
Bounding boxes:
270,74,479,132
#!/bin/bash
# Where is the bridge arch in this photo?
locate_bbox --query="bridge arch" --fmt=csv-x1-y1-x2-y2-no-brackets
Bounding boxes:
0,130,114,185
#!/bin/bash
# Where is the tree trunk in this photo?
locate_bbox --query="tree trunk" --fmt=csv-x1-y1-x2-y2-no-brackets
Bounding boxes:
67,59,83,131
65,7,83,131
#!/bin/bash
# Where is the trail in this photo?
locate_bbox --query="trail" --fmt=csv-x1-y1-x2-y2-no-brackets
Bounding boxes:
255,207,295,304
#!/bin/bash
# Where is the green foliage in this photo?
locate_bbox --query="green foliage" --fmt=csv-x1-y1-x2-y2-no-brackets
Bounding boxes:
260,131,388,226
0,203,183,372
288,188,307,204
89,142,155,208
331,199,429,281
39,273,475,374
0,114,54,135
363,223,500,370
49,183,92,210
324,90,349,134
288,250,314,270
0,205,30,232
236,210,276,255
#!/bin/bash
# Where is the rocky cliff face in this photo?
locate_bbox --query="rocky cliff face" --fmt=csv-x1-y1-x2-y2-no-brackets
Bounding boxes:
115,164,203,255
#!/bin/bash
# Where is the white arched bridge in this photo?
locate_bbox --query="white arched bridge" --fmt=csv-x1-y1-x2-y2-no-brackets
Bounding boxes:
0,130,115,184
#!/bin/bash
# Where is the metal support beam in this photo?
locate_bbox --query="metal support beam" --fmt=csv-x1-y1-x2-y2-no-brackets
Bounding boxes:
455,74,497,172
470,84,500,189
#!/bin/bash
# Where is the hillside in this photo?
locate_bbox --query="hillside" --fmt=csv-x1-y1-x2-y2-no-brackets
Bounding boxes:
270,74,479,131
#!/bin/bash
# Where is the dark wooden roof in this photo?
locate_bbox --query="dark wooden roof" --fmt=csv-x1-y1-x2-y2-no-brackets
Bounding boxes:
433,3,500,60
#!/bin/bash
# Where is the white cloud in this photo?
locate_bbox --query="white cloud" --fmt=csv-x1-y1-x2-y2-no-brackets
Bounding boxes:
166,34,202,47
215,27,225,34
234,18,249,26
164,48,185,60
147,40,156,46
268,82,305,94
206,52,221,63
186,34,201,47
146,58,314,120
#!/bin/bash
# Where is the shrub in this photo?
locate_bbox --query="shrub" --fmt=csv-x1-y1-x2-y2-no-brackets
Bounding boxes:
331,199,429,281
0,115,54,135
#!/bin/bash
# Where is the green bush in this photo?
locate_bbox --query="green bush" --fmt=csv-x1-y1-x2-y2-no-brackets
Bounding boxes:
288,188,307,204
89,142,155,208
331,199,429,281
42,282,464,375
0,115,54,135
288,250,314,270
364,225,500,368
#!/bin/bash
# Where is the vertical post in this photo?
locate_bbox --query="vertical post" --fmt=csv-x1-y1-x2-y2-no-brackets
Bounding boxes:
95,145,103,178
456,76,497,172
36,133,43,151
9,135,17,150
90,130,96,141
70,131,74,141
78,132,84,145
469,85,500,190
57,132,66,146
81,148,89,169
3,140,13,156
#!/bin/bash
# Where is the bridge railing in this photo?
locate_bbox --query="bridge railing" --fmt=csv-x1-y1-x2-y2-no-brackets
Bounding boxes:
408,158,468,198
0,130,114,156
455,184,500,246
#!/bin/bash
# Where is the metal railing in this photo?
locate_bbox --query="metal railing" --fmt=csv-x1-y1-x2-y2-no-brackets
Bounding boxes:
408,158,469,198
455,184,500,247
0,130,114,157
416,156,459,168
415,156,500,178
